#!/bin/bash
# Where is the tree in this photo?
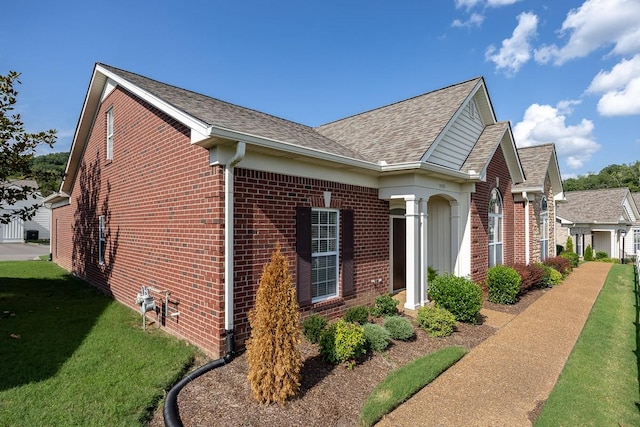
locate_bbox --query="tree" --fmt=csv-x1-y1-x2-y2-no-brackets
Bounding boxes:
565,236,574,253
246,244,302,405
1,71,56,224
30,152,69,196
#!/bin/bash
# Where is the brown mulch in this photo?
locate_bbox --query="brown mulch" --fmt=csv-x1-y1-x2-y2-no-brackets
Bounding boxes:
148,288,548,427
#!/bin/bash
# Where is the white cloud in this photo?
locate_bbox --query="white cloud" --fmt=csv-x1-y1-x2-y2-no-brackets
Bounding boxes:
455,0,482,9
586,54,640,116
452,13,485,28
485,12,538,76
487,0,520,6
534,0,640,65
454,0,519,8
513,102,600,169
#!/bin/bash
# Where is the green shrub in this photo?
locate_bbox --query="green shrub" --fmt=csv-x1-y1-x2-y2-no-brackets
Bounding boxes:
565,236,574,253
595,251,608,260
560,251,579,268
429,274,482,323
383,315,415,341
370,294,399,317
302,314,327,344
416,305,456,337
363,323,391,353
487,265,521,304
343,305,370,325
427,266,438,284
583,244,594,261
548,268,563,286
319,320,366,368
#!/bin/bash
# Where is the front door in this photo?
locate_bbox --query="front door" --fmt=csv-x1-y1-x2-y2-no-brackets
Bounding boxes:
392,217,406,291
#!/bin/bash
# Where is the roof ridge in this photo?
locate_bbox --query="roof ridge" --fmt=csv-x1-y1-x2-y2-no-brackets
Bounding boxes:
316,76,483,128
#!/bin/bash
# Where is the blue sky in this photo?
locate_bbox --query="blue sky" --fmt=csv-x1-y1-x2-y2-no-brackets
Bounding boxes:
2,0,639,179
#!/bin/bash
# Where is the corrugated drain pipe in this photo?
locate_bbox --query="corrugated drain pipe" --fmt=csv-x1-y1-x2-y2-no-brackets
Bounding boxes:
163,330,235,427
164,142,245,427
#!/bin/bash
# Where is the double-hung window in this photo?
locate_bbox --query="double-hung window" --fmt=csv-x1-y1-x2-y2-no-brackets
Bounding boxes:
540,196,549,261
488,188,503,267
311,209,339,302
98,215,106,265
106,108,114,160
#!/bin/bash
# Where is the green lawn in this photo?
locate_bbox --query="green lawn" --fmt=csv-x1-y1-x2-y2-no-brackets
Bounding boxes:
535,264,640,426
0,261,199,426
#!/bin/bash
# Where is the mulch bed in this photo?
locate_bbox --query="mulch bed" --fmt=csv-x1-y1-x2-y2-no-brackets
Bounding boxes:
148,288,548,427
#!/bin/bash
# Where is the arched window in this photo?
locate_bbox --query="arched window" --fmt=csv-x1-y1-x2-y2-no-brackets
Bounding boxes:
489,188,502,267
540,196,549,261
488,188,503,267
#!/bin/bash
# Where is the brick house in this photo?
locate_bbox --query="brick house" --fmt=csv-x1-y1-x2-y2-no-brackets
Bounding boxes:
47,63,563,356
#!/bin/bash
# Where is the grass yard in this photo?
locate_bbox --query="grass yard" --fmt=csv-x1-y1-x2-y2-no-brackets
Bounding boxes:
535,264,640,426
0,261,199,427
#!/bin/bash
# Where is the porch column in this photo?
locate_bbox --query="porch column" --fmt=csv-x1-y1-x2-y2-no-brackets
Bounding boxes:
450,201,460,276
404,196,420,310
610,230,616,258
419,198,429,305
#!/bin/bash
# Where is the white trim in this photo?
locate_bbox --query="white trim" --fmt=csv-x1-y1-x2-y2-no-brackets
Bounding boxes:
106,108,114,160
311,208,340,303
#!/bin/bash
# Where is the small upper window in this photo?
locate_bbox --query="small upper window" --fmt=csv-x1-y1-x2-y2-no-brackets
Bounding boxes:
106,108,114,160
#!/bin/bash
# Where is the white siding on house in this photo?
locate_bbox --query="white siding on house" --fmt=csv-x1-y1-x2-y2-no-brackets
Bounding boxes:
0,214,24,243
24,205,50,240
427,196,452,275
593,232,612,256
428,100,484,170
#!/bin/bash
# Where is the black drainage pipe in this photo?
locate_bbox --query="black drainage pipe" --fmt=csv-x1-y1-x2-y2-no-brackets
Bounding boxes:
163,330,235,427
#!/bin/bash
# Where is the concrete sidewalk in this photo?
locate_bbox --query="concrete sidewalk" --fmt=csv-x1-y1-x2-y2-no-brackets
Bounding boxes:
0,243,49,261
377,262,612,427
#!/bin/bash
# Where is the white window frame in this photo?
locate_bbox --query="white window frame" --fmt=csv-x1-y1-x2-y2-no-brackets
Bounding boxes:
634,228,640,255
540,196,549,261
311,208,339,303
106,108,114,160
488,188,503,267
98,215,106,265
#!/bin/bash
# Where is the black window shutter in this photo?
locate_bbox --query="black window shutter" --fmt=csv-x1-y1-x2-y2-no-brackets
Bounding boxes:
296,207,312,307
342,209,354,297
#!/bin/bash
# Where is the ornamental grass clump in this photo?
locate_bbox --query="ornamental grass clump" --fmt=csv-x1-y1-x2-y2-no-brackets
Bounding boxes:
416,305,456,337
363,323,392,353
429,273,482,323
383,315,415,341
246,245,302,405
487,265,521,304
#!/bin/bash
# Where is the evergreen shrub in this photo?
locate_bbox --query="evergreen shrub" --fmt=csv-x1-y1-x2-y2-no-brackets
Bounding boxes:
383,316,415,341
565,236,574,253
416,305,456,337
583,244,594,261
344,305,370,325
487,265,521,304
370,294,399,317
560,251,579,267
595,251,608,260
429,274,482,323
363,323,391,353
302,314,327,344
319,320,366,368
548,268,563,286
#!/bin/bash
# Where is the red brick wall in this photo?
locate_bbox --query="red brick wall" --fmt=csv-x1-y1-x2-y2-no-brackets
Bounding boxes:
233,168,390,345
52,86,227,356
470,144,515,284
51,204,74,271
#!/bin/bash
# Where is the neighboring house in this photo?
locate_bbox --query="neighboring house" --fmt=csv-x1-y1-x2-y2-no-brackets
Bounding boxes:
48,63,561,357
513,144,564,263
631,193,640,258
556,188,639,259
0,180,50,243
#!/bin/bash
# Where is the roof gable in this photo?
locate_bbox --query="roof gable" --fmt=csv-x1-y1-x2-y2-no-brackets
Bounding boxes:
513,143,564,200
557,188,639,225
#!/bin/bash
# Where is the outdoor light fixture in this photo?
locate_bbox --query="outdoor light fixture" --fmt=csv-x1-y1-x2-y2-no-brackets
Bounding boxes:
621,229,627,264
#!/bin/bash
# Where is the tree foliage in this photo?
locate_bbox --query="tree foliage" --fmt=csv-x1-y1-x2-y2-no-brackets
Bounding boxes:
29,152,69,196
1,71,56,223
246,244,302,405
563,161,640,192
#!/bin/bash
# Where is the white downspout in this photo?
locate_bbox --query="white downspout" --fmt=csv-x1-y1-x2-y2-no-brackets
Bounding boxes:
224,142,246,332
523,192,530,264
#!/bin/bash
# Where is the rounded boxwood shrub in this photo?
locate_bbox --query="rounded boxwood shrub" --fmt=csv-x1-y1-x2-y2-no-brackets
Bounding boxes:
319,320,366,367
429,273,482,323
370,294,399,317
487,265,521,304
548,268,563,286
302,314,327,344
344,305,370,325
416,305,456,337
363,323,391,353
382,315,415,341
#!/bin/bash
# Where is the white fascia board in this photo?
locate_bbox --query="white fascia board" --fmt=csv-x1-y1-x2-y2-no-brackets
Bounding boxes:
204,125,381,172
381,161,477,181
96,65,211,137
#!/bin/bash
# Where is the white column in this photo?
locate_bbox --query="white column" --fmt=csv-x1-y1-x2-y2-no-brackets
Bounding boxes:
450,201,460,276
404,196,420,310
419,198,429,305
610,230,616,258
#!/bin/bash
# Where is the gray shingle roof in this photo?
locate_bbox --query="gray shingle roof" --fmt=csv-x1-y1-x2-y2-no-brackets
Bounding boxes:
1,179,39,189
556,188,632,224
460,122,508,174
99,64,365,160
315,78,482,164
512,144,554,191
